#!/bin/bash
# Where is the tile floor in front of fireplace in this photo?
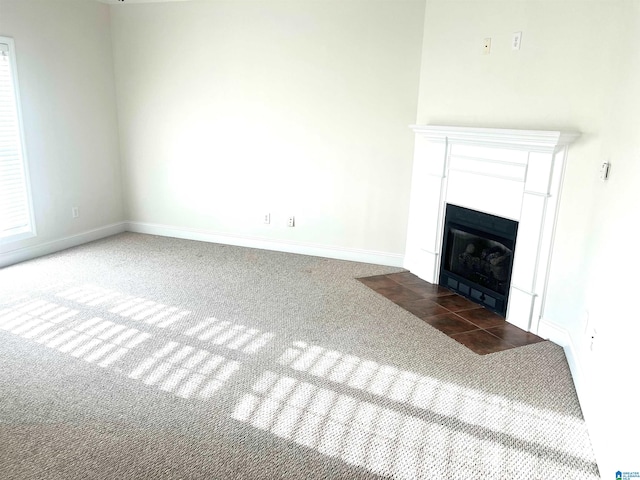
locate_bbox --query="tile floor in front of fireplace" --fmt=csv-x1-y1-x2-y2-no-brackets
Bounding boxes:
358,271,544,355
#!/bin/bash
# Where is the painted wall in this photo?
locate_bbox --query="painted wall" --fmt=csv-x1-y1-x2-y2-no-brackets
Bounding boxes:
578,1,640,474
110,0,425,258
417,0,639,474
0,0,123,261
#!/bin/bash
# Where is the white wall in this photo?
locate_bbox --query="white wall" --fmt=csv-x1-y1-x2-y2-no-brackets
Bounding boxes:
417,0,639,474
0,0,124,264
578,1,640,474
110,0,425,261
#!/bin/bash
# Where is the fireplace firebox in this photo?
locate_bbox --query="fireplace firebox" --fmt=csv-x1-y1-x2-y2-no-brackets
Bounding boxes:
439,204,518,317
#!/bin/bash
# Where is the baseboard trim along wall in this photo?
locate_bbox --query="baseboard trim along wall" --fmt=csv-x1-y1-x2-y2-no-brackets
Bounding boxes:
538,318,585,393
0,222,127,268
125,221,405,268
538,318,601,472
1,220,405,269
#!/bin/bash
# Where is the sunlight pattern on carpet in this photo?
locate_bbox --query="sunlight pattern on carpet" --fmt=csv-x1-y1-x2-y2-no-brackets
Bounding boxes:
0,234,601,479
129,340,241,399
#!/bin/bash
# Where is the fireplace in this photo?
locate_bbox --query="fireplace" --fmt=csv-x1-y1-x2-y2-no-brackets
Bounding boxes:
404,126,579,333
439,204,518,316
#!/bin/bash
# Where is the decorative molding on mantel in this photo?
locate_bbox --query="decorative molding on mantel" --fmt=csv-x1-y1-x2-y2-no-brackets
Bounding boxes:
409,125,580,153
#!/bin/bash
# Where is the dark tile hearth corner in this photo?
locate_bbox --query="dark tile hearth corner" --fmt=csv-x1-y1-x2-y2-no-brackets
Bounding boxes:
358,272,545,355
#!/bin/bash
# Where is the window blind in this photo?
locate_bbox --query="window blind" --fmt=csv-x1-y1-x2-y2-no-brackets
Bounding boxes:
0,39,34,240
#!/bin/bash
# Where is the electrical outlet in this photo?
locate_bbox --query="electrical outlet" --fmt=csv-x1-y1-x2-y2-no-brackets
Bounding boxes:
512,31,522,50
72,207,79,218
287,216,295,227
482,37,491,55
263,213,270,224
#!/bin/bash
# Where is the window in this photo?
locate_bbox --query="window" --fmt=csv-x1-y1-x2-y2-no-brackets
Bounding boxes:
0,36,35,242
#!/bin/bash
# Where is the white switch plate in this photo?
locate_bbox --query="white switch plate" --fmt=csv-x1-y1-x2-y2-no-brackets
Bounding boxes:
512,31,522,50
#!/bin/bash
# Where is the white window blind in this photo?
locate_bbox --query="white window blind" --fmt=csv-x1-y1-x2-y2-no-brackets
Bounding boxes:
0,37,34,241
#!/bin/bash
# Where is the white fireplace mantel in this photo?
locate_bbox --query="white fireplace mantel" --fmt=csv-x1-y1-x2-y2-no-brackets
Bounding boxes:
404,125,580,334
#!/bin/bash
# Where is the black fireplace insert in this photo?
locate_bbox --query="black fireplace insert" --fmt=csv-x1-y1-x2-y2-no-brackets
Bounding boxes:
439,204,518,316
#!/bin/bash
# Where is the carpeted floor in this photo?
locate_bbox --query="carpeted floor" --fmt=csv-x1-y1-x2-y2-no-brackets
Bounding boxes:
0,233,600,479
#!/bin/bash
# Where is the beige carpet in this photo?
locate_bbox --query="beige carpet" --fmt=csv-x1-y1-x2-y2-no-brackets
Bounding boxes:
0,233,599,479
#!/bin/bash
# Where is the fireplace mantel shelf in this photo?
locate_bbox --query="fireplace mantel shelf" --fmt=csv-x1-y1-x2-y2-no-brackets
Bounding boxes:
404,125,580,334
410,125,580,153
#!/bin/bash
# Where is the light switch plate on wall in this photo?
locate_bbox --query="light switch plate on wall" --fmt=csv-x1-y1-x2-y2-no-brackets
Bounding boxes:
512,31,522,50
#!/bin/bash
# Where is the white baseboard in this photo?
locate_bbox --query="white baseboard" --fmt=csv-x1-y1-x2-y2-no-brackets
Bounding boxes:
0,222,126,268
125,221,405,268
1,220,405,269
538,317,604,473
538,318,586,395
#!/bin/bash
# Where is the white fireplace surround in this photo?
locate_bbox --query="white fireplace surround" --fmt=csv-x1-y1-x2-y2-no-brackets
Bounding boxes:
404,126,580,334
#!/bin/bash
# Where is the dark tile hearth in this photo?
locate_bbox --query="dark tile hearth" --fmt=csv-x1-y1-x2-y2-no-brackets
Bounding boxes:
396,298,450,319
431,294,479,313
450,329,515,355
357,272,545,355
